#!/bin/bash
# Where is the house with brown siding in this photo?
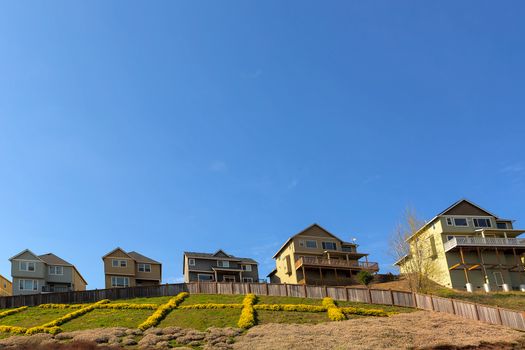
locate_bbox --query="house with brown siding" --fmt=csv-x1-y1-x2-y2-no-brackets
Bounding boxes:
268,224,379,285
183,250,259,283
102,248,162,288
0,274,12,296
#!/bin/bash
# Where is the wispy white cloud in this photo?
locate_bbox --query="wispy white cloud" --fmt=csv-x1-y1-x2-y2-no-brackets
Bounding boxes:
363,174,381,184
242,69,263,79
165,276,185,283
209,160,227,173
287,179,299,189
500,163,525,174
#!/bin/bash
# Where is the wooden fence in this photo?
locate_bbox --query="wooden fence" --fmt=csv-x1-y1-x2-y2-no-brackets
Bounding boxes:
0,282,524,331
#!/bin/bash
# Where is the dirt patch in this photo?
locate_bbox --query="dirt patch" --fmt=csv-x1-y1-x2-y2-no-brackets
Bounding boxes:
233,311,525,350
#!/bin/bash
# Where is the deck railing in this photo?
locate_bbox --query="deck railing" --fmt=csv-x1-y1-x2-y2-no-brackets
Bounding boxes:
444,236,525,252
295,256,379,271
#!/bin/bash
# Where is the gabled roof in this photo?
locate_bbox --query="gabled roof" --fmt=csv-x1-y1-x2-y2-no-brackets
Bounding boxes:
0,274,12,284
407,199,503,242
183,251,257,264
128,251,161,264
9,249,44,262
102,247,134,260
38,253,73,266
272,223,348,259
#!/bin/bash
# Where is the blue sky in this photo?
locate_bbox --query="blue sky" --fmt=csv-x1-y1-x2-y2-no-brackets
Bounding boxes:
0,1,524,288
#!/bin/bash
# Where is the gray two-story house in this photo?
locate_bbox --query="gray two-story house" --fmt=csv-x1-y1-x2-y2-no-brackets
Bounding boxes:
183,250,259,283
9,249,87,295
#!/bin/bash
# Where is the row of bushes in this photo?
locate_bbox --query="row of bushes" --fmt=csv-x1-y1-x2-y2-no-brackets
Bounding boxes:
237,294,257,329
97,303,158,310
322,297,346,321
38,304,84,309
0,325,27,334
137,292,189,331
40,299,110,329
179,303,243,310
0,306,28,319
253,304,326,312
340,306,388,317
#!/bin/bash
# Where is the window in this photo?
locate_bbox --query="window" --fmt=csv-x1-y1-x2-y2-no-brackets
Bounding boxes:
111,276,129,287
217,260,230,268
493,272,504,286
243,277,253,283
197,274,214,281
285,255,292,275
322,241,337,250
138,263,151,272
223,275,236,282
453,218,468,227
473,218,491,228
305,240,318,249
19,261,36,272
242,265,252,271
49,266,63,275
446,218,453,226
497,222,508,229
112,259,127,268
188,258,195,266
19,279,37,291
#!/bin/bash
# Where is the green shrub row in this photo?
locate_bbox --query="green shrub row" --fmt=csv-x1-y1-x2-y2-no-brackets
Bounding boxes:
97,303,158,310
0,306,28,319
237,294,257,329
179,303,243,310
340,306,388,317
322,297,346,321
137,292,189,331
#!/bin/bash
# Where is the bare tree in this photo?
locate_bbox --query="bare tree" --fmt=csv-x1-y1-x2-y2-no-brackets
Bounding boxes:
390,207,437,293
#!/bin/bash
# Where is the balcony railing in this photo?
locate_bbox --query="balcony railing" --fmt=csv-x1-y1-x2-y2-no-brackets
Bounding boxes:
444,236,525,252
41,286,71,293
295,256,379,271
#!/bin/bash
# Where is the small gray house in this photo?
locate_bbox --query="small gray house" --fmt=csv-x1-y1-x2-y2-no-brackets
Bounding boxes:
183,250,259,283
9,249,87,295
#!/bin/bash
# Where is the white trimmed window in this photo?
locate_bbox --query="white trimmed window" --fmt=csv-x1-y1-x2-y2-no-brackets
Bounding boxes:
19,261,36,272
453,218,468,227
49,266,63,275
473,218,492,228
112,259,127,268
197,274,214,281
19,279,38,291
217,260,230,268
241,265,252,271
243,277,253,283
322,241,337,250
111,276,129,287
497,222,508,229
446,218,453,226
305,240,317,249
188,258,195,266
138,263,151,272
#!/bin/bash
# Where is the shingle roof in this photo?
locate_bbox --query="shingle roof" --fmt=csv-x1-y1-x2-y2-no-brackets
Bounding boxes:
184,251,257,264
38,253,73,266
128,251,161,264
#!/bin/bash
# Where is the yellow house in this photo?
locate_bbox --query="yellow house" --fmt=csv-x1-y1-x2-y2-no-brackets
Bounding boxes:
0,274,12,296
395,199,525,292
268,223,378,285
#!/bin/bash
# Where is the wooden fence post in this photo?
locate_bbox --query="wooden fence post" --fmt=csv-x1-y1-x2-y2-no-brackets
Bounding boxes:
368,288,373,304
451,299,456,315
412,291,418,309
265,283,269,296
303,284,307,298
389,289,394,306
285,284,288,297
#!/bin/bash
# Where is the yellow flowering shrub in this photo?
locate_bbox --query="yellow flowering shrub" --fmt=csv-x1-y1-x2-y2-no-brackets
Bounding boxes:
322,297,346,321
0,325,27,334
137,292,189,331
97,303,158,310
38,304,84,309
25,326,62,335
40,299,110,328
340,306,388,317
0,306,28,319
254,304,326,312
179,303,243,310
237,294,257,329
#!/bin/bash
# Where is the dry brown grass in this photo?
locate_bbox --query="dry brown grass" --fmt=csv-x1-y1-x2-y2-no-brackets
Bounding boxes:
233,311,525,350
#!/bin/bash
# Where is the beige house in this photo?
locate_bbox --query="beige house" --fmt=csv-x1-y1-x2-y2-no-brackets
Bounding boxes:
102,248,162,288
268,224,379,285
0,274,12,296
395,199,525,292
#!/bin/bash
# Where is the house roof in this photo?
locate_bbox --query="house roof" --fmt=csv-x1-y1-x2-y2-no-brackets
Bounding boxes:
102,247,134,260
406,199,504,242
128,251,161,264
272,223,352,259
0,274,12,284
183,251,258,264
266,269,277,278
38,253,73,266
9,249,44,262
